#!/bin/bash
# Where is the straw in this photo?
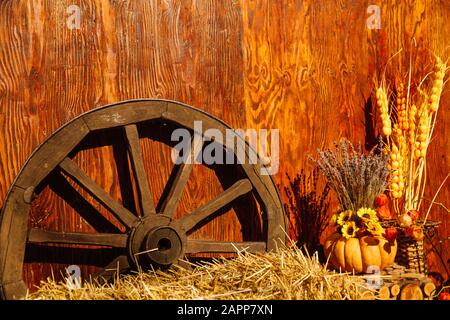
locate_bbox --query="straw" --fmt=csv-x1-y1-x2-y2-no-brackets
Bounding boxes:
27,244,367,300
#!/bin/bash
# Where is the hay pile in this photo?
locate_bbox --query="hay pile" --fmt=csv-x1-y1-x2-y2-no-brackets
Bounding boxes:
28,246,368,300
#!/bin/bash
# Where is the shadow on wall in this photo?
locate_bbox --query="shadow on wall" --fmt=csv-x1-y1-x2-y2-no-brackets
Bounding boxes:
283,168,331,261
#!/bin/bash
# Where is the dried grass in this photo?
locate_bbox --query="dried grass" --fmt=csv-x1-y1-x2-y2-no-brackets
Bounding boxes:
27,245,367,300
312,138,389,211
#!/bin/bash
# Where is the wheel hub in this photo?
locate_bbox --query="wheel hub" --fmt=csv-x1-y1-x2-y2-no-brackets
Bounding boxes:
128,215,186,269
143,226,182,266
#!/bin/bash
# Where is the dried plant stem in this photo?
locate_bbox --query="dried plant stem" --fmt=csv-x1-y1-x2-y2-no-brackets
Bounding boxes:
28,245,367,300
406,40,414,114
313,139,389,211
413,158,425,209
393,198,400,215
382,48,403,80
406,48,417,212
418,159,427,210
422,200,450,213
423,172,450,225
407,154,414,209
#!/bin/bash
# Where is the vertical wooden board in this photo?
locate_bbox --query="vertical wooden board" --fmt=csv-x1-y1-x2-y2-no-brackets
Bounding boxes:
418,0,450,280
111,1,180,231
109,0,248,245
365,0,450,280
431,62,450,269
111,1,187,239
0,0,49,289
240,1,293,244
5,0,126,287
18,0,114,286
0,1,40,206
240,0,369,239
185,0,247,220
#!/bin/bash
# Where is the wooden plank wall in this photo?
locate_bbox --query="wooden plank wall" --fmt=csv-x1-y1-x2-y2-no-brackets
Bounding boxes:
0,0,449,286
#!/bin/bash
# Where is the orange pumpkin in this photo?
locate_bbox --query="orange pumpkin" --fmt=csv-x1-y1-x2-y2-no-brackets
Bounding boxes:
324,233,397,273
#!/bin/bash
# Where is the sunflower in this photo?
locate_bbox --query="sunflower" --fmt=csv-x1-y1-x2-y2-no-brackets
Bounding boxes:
341,221,359,239
357,207,378,221
337,210,353,226
366,220,385,236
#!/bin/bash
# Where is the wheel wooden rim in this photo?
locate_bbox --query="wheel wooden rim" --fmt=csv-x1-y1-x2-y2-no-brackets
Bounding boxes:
0,99,286,299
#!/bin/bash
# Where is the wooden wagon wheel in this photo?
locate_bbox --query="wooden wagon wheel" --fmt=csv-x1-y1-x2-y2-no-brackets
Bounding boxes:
0,99,286,299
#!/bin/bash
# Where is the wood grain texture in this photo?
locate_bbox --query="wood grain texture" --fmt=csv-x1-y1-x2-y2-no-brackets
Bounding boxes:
241,0,450,279
0,0,449,289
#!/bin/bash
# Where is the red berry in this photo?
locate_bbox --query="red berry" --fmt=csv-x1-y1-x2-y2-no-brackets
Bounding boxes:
405,226,424,240
439,292,450,300
399,213,413,227
376,193,389,207
412,226,425,241
405,226,414,237
407,210,419,221
376,206,391,220
384,227,397,242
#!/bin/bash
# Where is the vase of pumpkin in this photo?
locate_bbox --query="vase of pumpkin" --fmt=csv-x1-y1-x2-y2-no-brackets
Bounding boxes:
313,139,397,273
324,207,397,273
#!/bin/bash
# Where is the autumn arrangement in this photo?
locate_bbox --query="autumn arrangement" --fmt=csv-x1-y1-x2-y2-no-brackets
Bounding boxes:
313,139,397,273
375,55,448,233
312,54,448,275
373,54,449,273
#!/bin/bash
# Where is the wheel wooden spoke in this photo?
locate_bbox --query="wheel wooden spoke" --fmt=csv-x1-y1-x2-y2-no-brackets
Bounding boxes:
159,136,203,217
186,240,266,253
180,179,253,232
28,228,128,248
124,124,156,216
59,157,139,228
48,173,122,233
